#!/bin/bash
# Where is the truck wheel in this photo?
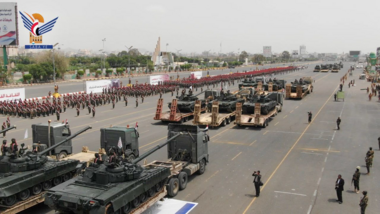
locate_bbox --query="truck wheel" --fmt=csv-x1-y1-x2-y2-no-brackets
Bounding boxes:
58,151,67,159
222,119,226,126
178,172,188,190
198,159,206,175
168,178,180,197
4,195,16,206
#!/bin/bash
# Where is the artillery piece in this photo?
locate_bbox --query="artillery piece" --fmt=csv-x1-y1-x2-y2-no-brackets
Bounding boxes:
0,126,91,207
45,133,183,214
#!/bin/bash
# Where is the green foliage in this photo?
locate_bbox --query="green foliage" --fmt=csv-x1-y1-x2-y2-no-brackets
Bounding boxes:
77,70,85,76
222,62,227,67
180,64,192,70
116,68,124,73
23,74,32,81
239,51,248,62
106,69,113,74
28,62,53,81
252,54,265,63
282,51,290,60
96,70,102,75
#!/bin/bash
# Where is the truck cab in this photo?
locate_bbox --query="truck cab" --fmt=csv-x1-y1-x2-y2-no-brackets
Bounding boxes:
100,126,139,162
32,122,73,158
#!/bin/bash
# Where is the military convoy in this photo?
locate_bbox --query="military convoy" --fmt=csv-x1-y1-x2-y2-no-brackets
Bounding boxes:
0,126,91,214
285,77,313,99
44,124,209,214
314,65,321,72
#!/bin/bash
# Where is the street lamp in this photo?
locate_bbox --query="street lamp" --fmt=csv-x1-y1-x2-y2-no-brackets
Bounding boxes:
125,45,133,75
52,42,59,85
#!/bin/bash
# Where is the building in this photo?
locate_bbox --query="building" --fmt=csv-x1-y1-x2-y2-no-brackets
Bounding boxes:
263,46,272,58
300,45,306,56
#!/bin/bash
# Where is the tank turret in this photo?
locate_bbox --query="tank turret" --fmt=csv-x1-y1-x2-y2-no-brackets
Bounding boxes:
0,126,92,206
169,91,206,112
45,133,183,214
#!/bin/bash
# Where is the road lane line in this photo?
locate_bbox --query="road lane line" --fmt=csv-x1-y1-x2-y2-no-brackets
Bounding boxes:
324,157,327,162
249,140,256,146
317,177,321,185
242,84,339,214
211,124,234,139
295,106,299,109
274,122,279,126
205,170,219,182
263,131,268,135
283,115,287,119
313,190,317,196
307,205,312,214
321,167,324,173
273,191,306,197
290,110,294,113
231,152,242,161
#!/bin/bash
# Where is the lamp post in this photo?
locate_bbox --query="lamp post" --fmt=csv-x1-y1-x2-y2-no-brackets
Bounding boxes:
102,38,106,72
126,46,133,75
52,43,59,85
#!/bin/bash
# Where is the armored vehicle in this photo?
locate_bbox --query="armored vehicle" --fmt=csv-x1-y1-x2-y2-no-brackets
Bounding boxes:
32,122,75,159
314,65,321,72
100,126,139,162
320,64,329,72
168,91,206,112
262,79,286,91
44,133,183,214
207,90,245,113
243,92,280,115
0,126,91,207
238,78,257,90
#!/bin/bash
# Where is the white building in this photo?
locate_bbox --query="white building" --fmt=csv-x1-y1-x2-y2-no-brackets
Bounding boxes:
300,45,306,56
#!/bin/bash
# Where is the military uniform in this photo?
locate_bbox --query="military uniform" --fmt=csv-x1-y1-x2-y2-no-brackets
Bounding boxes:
360,193,368,214
352,169,360,193
2,123,6,137
92,106,96,117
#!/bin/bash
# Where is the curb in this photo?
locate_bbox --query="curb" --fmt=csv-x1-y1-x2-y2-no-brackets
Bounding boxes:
26,91,85,101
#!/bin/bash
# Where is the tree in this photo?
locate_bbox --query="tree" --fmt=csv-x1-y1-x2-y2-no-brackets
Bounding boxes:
129,48,141,56
282,51,290,61
35,51,69,79
252,54,265,63
23,74,32,83
239,51,249,62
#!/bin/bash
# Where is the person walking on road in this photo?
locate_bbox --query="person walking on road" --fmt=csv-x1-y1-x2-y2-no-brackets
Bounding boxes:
136,98,138,108
76,107,80,117
352,166,360,193
2,122,6,137
92,106,96,117
252,171,262,197
359,191,368,214
334,93,337,101
335,174,345,204
308,111,312,123
378,137,380,150
336,117,341,130
6,117,10,128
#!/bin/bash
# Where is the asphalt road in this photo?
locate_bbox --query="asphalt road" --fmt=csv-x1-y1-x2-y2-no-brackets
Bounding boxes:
20,62,309,98
8,61,378,214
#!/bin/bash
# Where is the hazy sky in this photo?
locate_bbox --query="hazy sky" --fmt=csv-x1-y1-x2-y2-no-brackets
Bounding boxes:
13,0,380,54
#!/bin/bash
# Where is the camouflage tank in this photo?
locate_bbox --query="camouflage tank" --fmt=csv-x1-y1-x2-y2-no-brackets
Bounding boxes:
314,65,321,72
44,133,182,214
208,90,245,113
262,79,286,91
0,126,91,207
289,78,310,93
238,78,257,89
168,91,206,112
242,93,279,115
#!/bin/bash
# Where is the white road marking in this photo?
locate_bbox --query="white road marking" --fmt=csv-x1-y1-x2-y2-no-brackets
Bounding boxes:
274,191,306,197
317,177,321,185
321,167,324,173
301,152,324,156
313,190,317,196
307,205,313,214
324,156,327,162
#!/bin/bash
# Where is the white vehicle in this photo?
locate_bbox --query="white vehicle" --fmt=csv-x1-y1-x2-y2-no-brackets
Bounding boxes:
356,64,364,69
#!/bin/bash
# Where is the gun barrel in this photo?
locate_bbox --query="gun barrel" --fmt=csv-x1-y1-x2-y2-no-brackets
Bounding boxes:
0,125,16,134
38,126,92,155
132,132,182,164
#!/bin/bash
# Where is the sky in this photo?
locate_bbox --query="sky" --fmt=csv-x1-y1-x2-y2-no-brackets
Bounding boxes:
10,0,380,54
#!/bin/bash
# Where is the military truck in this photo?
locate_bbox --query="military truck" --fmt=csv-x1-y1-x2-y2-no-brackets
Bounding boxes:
45,124,209,213
32,122,74,159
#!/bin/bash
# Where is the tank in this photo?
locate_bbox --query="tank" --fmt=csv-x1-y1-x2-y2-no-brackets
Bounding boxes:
168,91,205,112
288,77,310,93
0,126,91,207
314,65,321,72
44,133,183,214
238,78,257,89
243,93,278,115
321,64,329,71
208,90,245,113
262,79,286,91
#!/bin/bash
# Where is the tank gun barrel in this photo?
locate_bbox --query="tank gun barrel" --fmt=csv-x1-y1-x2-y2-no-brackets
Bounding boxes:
132,132,182,164
193,91,205,97
38,126,92,156
0,125,16,134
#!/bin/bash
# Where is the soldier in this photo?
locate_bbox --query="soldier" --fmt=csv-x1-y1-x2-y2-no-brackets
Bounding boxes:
94,153,103,164
366,147,374,167
334,93,337,101
32,145,38,153
88,104,91,114
141,95,144,103
2,122,6,137
365,156,371,174
76,107,80,117
369,93,372,101
136,98,138,108
112,99,115,109
10,138,17,155
159,92,162,99
352,166,360,193
359,191,368,214
6,117,10,128
92,106,96,117
171,90,173,97
308,111,312,123
336,117,341,130
56,107,60,121
125,96,128,107
378,136,380,150
1,140,7,156
108,149,118,163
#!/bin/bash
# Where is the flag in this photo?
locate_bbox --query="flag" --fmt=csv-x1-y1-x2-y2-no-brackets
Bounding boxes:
203,125,209,132
24,129,28,139
189,86,192,90
135,122,138,131
117,137,122,149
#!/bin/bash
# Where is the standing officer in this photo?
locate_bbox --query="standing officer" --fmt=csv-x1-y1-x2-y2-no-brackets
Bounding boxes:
125,96,128,107
378,137,380,150
252,171,262,197
359,191,368,214
352,166,360,193
366,147,374,167
92,106,96,117
308,111,312,123
2,122,6,137
335,174,344,204
336,117,341,130
141,95,144,103
334,93,337,101
1,140,7,156
112,99,115,109
365,155,371,174
56,107,60,121
6,117,10,128
76,107,80,117
136,98,138,108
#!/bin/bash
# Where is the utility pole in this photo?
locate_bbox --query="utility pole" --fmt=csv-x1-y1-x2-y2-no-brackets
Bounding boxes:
102,38,106,72
52,43,59,85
